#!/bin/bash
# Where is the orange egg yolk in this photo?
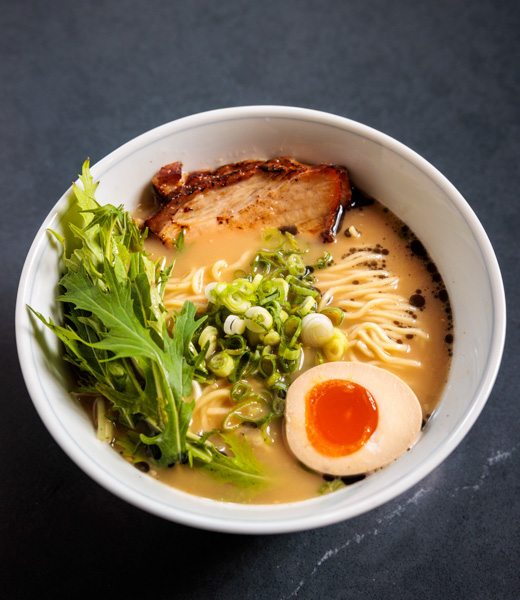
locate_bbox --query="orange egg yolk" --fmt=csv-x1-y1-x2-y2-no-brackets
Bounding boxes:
305,379,379,457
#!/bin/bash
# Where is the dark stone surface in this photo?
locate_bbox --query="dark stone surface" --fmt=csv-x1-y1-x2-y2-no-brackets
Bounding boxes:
1,1,518,598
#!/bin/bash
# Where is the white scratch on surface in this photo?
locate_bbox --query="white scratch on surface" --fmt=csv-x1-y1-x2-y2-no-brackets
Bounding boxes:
281,445,517,600
487,449,512,465
457,448,516,493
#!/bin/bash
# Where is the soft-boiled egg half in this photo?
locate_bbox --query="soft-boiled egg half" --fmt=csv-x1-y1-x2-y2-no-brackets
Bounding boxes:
285,362,423,476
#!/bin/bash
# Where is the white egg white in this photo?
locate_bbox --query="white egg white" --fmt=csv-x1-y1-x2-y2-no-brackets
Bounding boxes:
284,362,423,476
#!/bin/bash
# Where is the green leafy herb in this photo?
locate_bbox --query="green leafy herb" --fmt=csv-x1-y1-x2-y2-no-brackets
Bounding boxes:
174,229,185,251
318,478,345,495
187,431,266,488
29,160,267,488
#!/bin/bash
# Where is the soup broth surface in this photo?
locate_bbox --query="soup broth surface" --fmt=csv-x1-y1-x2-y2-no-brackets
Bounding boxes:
141,199,453,504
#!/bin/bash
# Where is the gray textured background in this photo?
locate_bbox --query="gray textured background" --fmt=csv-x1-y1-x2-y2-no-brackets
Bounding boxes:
2,1,518,598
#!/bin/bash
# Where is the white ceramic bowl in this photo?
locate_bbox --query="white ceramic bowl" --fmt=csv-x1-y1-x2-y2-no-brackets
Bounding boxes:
16,106,506,534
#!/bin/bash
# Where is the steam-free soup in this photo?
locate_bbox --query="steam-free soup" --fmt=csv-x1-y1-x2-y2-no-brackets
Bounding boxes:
142,197,452,503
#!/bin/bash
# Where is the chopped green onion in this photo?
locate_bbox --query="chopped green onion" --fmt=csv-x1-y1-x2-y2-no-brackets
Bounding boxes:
199,325,218,358
231,278,256,296
278,358,297,373
301,313,335,347
207,351,235,377
220,289,251,314
278,340,302,361
283,315,302,345
244,306,273,333
203,282,219,302
230,381,252,402
259,354,277,379
262,228,285,248
221,334,247,355
251,273,263,290
196,230,346,426
265,370,281,388
228,349,260,381
256,280,281,305
315,351,326,365
320,307,344,327
270,387,287,414
261,330,281,346
312,251,333,270
288,281,319,297
295,295,316,317
222,398,272,430
224,314,246,335
247,330,262,347
286,253,306,276
272,277,289,300
323,329,348,361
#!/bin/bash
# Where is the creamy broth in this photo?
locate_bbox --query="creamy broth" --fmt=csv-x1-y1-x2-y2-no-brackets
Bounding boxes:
142,198,452,504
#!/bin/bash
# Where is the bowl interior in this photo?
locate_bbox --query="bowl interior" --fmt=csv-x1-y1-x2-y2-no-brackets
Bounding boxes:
16,106,505,533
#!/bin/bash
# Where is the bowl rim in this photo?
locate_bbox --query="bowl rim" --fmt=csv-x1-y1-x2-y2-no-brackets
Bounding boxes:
16,105,507,533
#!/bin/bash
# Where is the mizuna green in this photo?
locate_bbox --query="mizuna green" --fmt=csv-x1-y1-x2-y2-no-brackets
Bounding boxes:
29,160,267,488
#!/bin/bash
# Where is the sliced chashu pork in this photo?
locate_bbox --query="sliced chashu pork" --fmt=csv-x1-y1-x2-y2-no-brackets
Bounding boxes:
146,157,352,247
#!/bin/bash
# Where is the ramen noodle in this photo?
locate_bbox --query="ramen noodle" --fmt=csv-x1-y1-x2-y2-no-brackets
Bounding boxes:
142,196,453,503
